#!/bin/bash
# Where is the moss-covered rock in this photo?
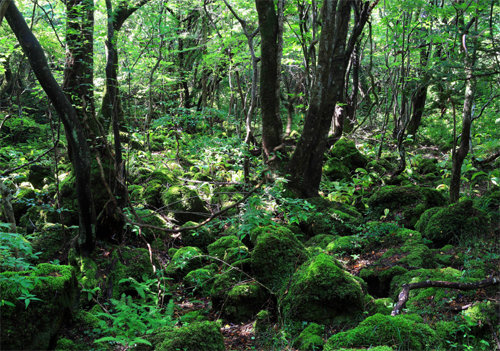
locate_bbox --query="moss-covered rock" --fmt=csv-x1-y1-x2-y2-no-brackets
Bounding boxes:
54,338,77,351
416,199,490,246
324,138,368,180
0,264,77,350
324,314,439,350
326,235,367,255
165,246,204,279
180,221,215,250
207,235,244,259
305,234,338,249
183,267,215,295
223,281,269,322
161,185,209,224
251,226,309,293
280,253,365,324
294,323,325,351
156,321,225,351
300,197,362,237
367,185,446,228
31,223,70,262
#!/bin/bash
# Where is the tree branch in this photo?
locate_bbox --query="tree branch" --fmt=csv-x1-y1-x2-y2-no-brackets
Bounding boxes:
392,275,500,316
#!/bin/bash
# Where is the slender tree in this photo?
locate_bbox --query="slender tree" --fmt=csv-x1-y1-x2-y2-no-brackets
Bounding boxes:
288,0,375,197
4,0,96,254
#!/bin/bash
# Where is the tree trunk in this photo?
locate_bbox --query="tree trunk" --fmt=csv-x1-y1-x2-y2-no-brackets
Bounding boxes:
255,0,283,160
5,0,96,254
288,0,373,197
450,17,477,203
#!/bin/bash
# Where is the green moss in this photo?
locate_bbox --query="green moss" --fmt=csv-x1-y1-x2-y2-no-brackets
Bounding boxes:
280,253,364,324
0,264,77,350
161,185,209,224
133,208,168,239
301,198,362,237
165,246,204,279
324,138,368,180
156,321,225,351
31,223,68,262
324,314,439,350
305,234,338,249
142,180,163,208
74,309,101,329
294,323,325,351
181,221,215,250
251,226,309,293
223,282,269,322
462,301,499,334
210,267,247,307
54,338,77,351
367,186,446,228
183,268,215,294
416,199,490,246
326,235,367,255
179,309,208,323
207,235,244,258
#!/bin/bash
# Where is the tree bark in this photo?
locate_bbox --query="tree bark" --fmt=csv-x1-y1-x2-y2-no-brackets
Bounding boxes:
5,0,96,254
255,0,284,160
288,0,374,197
450,17,477,203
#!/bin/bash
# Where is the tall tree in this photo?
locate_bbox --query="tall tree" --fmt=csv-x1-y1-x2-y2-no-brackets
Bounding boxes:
4,0,96,254
255,0,284,160
288,0,375,197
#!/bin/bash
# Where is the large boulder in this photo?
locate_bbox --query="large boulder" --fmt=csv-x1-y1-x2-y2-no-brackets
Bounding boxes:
416,199,490,246
156,321,225,351
323,138,368,180
162,185,209,224
0,264,78,350
324,313,439,350
367,185,446,228
280,253,365,324
251,226,309,293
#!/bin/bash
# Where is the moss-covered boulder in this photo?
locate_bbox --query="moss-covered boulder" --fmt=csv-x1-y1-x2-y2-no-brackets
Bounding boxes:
416,199,490,246
207,235,244,259
223,281,269,322
324,314,439,350
326,235,367,255
280,253,365,324
183,267,216,295
165,246,204,279
294,323,325,351
300,197,362,237
251,226,309,293
180,221,215,250
0,264,78,350
54,338,77,351
113,247,158,298
31,223,70,262
156,321,225,351
305,234,338,249
324,138,368,180
367,185,446,228
162,185,209,224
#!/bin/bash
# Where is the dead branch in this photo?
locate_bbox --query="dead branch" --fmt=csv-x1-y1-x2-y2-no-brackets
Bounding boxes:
391,275,500,316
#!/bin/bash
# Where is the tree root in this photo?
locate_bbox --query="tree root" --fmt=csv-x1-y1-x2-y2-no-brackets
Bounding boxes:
391,275,500,316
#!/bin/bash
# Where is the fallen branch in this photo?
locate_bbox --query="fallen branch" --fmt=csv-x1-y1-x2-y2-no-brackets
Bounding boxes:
128,177,265,234
391,275,500,316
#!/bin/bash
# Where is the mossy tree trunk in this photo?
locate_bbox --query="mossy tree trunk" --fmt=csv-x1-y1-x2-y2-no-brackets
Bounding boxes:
4,0,96,254
287,0,374,197
255,0,284,160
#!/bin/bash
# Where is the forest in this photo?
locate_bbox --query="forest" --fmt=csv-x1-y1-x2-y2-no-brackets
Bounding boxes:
0,0,499,350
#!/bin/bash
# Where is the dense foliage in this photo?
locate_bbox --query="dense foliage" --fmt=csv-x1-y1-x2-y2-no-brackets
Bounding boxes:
0,0,498,350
